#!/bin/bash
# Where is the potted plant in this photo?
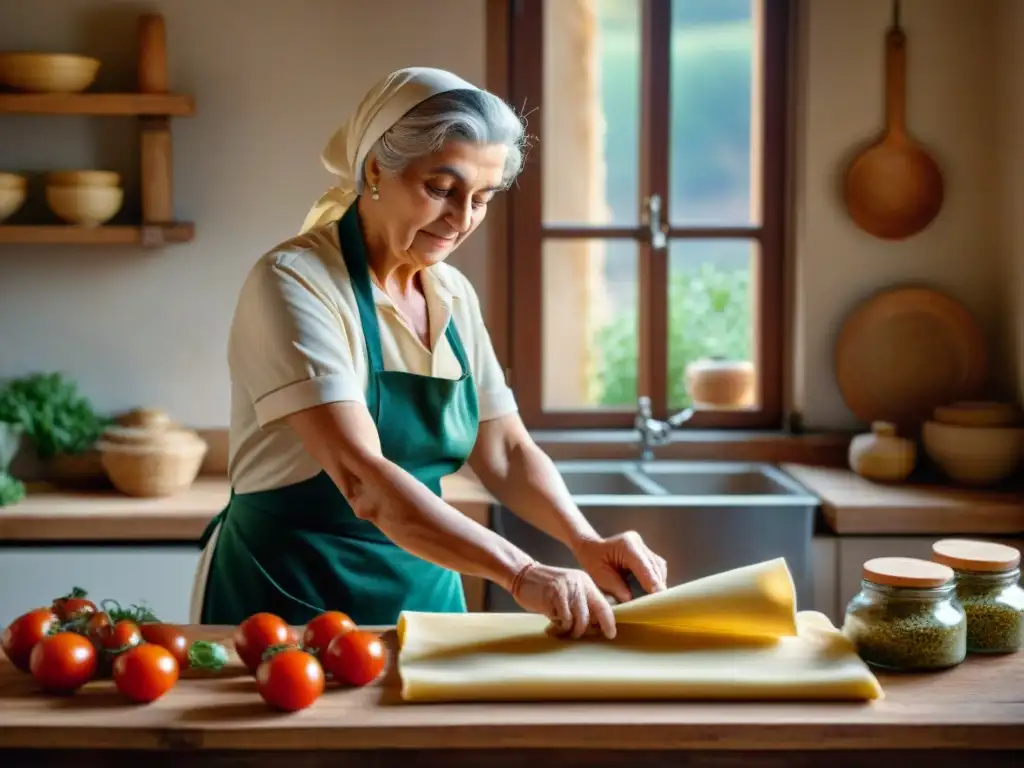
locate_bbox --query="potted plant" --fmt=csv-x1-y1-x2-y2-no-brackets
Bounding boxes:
0,372,112,488
682,266,754,408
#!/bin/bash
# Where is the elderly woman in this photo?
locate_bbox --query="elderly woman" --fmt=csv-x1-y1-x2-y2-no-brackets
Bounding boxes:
190,67,667,640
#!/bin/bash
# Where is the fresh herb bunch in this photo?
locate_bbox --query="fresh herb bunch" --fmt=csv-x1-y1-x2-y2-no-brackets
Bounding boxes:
0,373,111,459
0,471,25,506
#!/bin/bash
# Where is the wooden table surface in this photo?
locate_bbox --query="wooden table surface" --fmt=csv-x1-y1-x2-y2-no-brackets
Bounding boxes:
1,625,1022,766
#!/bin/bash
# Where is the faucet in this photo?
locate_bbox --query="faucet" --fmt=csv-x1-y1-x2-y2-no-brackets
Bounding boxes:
634,396,696,462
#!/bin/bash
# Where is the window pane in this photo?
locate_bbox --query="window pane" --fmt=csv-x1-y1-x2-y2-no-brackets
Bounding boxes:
669,0,761,226
542,0,641,227
667,239,756,409
542,239,638,410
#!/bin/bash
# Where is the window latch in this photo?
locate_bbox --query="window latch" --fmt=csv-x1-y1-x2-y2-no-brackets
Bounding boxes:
642,194,667,251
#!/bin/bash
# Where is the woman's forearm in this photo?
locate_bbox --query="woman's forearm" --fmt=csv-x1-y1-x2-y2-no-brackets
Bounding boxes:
472,432,600,554
341,456,534,591
287,403,534,592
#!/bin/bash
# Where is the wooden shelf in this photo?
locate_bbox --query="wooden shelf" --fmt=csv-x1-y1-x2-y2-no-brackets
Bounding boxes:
0,15,195,248
0,92,195,116
0,223,194,246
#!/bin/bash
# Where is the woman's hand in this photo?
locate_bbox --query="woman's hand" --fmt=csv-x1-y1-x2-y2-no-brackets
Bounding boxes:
510,562,617,640
571,531,669,604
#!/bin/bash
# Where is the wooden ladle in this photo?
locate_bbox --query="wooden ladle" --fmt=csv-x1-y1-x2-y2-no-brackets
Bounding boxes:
844,0,943,240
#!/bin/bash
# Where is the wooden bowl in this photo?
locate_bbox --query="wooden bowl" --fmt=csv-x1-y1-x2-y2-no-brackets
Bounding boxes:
46,184,123,227
0,185,26,223
46,170,121,188
0,52,100,93
0,172,27,190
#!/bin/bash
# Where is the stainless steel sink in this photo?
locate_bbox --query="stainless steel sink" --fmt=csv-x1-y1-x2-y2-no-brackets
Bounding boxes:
554,460,812,501
557,462,668,496
488,460,820,612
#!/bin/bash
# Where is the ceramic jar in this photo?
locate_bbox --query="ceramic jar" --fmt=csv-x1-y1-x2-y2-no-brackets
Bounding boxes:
848,421,916,482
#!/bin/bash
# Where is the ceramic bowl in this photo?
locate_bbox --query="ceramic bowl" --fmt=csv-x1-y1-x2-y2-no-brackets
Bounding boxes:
922,420,1024,486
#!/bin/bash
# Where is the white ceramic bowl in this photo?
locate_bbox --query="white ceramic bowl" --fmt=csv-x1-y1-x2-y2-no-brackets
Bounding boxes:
922,420,1024,486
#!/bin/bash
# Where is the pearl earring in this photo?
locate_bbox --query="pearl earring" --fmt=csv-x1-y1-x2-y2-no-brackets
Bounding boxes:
370,184,379,201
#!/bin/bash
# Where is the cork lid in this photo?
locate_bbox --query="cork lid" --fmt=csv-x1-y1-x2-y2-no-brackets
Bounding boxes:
863,556,954,588
931,539,1021,572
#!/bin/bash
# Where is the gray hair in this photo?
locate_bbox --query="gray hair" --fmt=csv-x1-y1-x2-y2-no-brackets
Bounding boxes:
364,89,529,191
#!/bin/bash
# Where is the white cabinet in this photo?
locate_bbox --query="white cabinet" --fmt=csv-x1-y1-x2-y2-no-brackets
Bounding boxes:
0,546,201,627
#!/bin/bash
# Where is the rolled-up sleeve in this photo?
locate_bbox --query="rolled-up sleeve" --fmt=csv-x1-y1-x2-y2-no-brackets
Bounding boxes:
229,255,365,428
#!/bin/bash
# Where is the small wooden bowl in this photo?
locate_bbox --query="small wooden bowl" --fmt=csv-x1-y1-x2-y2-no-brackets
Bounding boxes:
0,52,100,93
46,184,124,227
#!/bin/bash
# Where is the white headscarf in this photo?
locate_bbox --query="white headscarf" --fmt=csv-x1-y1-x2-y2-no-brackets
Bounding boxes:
299,67,480,234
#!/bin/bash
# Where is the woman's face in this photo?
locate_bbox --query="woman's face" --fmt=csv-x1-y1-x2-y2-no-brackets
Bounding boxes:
365,140,508,266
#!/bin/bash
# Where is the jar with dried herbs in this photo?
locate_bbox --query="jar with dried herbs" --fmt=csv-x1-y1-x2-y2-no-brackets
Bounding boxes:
842,557,966,671
932,539,1024,654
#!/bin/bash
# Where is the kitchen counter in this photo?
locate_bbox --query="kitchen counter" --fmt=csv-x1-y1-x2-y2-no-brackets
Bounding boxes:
0,472,494,542
6,463,1021,542
0,625,1020,767
782,464,1024,535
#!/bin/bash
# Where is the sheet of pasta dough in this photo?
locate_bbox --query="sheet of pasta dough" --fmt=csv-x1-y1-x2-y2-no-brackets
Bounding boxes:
397,558,883,703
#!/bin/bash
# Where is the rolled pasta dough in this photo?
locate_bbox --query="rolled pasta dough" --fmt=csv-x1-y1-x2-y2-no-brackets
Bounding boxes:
397,558,883,703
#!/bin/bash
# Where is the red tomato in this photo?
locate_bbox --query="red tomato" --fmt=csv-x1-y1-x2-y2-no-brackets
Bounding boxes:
234,613,298,673
322,629,387,687
113,643,179,703
2,608,58,673
255,648,324,711
29,632,97,692
139,623,189,668
94,620,142,654
83,612,112,638
302,611,355,659
51,588,96,622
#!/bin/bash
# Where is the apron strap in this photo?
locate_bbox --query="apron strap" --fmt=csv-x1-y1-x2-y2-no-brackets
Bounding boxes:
336,203,386,374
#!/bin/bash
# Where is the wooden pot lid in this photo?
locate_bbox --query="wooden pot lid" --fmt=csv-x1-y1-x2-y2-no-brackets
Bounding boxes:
863,556,954,588
932,539,1021,572
834,287,988,428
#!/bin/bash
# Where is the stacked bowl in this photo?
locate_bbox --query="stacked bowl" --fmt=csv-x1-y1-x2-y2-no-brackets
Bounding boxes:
922,402,1024,486
0,172,27,222
45,170,124,227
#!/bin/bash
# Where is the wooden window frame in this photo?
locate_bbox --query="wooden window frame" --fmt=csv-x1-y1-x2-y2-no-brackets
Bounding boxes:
488,0,791,430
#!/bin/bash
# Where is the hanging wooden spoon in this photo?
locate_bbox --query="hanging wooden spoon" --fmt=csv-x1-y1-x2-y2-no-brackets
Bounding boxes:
844,0,943,240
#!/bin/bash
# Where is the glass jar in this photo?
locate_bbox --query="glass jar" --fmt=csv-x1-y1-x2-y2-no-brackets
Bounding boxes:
842,556,966,671
932,539,1024,654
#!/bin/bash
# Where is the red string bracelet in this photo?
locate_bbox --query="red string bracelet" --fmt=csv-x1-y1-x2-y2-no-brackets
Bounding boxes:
510,561,536,597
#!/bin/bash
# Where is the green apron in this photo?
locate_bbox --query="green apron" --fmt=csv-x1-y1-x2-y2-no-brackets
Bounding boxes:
197,201,478,626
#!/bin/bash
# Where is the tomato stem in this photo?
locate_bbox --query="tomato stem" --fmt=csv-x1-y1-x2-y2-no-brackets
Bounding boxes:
260,643,301,664
187,640,229,671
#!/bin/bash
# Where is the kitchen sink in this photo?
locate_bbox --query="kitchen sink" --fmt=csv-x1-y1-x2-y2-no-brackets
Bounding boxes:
558,463,667,496
488,460,819,612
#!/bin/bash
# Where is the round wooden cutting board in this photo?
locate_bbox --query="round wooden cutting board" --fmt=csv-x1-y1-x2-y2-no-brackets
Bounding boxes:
834,287,988,428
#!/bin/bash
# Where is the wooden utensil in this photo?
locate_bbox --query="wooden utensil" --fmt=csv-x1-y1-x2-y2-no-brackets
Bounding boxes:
844,0,943,240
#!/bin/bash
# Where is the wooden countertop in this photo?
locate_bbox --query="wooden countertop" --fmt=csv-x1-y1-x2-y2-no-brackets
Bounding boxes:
0,473,494,542
781,464,1024,535
0,625,1021,758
